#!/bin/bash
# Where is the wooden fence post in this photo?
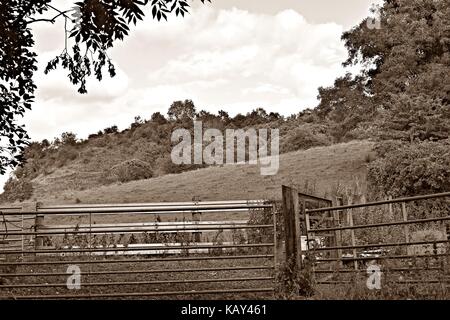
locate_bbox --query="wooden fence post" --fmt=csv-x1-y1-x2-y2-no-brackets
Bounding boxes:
333,197,343,268
22,202,42,251
34,214,45,250
192,197,202,243
282,185,302,270
347,196,358,270
401,202,410,244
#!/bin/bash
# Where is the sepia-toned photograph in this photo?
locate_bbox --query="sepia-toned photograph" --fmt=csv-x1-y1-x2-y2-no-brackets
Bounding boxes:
0,0,449,309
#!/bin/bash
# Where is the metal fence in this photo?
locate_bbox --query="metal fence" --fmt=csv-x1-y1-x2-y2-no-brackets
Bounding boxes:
303,192,450,289
0,200,277,299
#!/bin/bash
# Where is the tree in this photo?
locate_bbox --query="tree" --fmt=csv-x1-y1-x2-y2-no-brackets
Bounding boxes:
197,110,217,122
60,132,78,146
41,139,50,149
218,110,230,121
246,108,269,125
150,112,167,125
231,113,247,127
316,0,449,143
376,94,450,142
104,125,119,134
342,0,450,132
167,99,196,122
0,0,210,175
316,74,375,141
130,115,144,129
339,0,450,198
268,112,282,122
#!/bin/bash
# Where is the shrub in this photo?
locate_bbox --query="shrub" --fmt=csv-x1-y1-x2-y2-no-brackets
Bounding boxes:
60,132,78,146
275,257,315,299
368,139,450,197
281,125,331,153
103,125,118,134
0,178,33,203
104,159,153,183
155,155,204,176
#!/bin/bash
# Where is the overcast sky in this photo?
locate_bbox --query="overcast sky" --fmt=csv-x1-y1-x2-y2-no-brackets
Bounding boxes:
1,0,383,191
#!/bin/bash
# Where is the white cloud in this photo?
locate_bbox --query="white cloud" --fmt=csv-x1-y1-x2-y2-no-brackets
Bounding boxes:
23,5,351,143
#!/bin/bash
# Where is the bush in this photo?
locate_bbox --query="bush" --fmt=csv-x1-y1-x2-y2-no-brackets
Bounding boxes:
275,257,315,299
155,155,204,176
368,139,450,197
103,125,118,134
104,159,153,183
281,125,331,153
60,132,78,146
0,178,33,203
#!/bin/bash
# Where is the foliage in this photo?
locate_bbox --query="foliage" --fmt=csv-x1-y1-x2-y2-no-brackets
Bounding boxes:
275,257,315,299
341,0,450,140
103,125,119,134
151,112,168,125
368,139,450,197
0,177,33,203
0,0,210,175
376,95,450,142
167,99,197,122
280,124,331,153
316,74,375,142
105,158,153,183
60,132,78,146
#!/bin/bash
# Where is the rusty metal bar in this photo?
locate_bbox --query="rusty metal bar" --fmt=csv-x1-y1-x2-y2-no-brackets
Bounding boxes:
310,215,450,233
0,238,24,242
0,207,22,212
313,239,450,252
0,276,275,289
306,192,450,214
7,203,273,216
3,207,270,217
0,218,34,223
317,252,450,262
40,220,250,230
0,254,275,267
9,288,275,300
317,280,450,285
314,267,442,274
0,224,273,237
0,242,275,255
39,200,267,210
0,265,275,278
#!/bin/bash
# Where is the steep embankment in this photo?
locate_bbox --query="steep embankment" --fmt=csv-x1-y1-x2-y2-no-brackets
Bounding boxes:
28,140,374,205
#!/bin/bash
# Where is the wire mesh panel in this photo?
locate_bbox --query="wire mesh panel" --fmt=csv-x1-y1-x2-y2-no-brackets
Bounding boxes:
0,200,277,300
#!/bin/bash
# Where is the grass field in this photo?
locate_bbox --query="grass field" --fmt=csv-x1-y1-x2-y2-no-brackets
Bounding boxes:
28,140,374,206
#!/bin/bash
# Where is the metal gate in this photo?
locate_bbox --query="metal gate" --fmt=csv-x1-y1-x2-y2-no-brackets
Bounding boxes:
303,192,450,293
0,200,278,299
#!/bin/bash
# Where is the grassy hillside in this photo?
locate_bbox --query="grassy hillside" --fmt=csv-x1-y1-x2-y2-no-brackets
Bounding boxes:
1,108,338,204
28,140,374,205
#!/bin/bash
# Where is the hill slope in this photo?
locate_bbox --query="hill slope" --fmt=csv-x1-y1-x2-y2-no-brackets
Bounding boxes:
28,140,374,205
